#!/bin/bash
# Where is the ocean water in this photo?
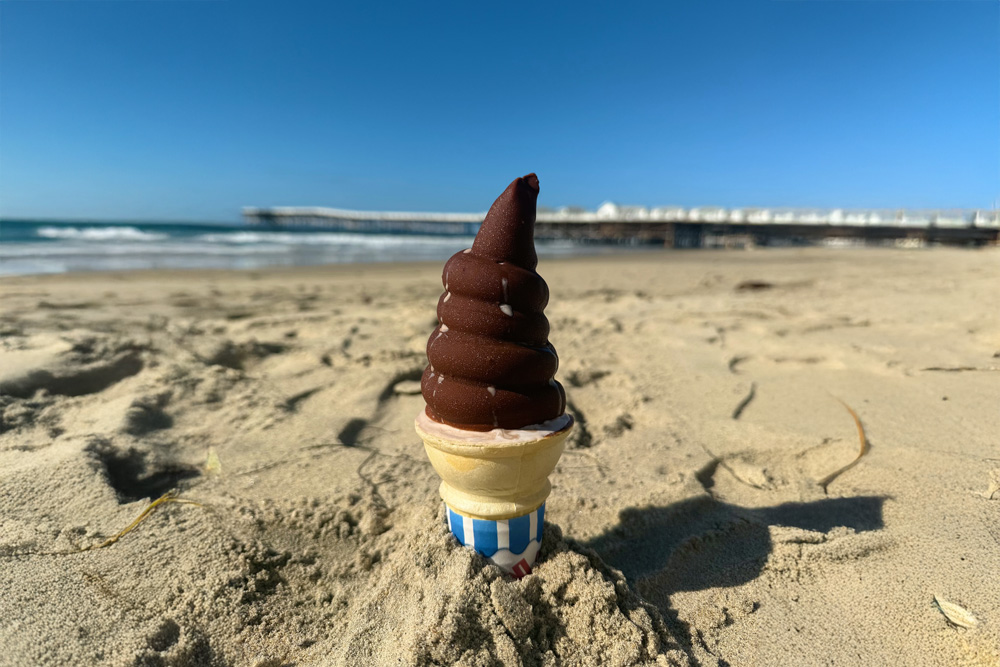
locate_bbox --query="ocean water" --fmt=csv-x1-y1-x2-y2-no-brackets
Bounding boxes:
0,220,621,276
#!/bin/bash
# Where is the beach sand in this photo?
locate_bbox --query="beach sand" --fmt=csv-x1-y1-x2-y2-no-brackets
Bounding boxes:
1,247,998,666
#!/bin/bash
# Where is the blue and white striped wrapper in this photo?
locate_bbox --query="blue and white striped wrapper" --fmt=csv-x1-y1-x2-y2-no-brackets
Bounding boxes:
446,504,545,578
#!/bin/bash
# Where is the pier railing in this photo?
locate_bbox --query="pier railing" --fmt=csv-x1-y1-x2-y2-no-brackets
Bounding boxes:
242,205,1000,247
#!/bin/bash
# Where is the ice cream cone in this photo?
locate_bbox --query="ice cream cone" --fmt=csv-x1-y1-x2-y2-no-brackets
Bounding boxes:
416,410,573,576
416,173,571,577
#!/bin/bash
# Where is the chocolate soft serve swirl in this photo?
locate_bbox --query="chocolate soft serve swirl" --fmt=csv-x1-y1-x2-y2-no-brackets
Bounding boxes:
421,173,567,431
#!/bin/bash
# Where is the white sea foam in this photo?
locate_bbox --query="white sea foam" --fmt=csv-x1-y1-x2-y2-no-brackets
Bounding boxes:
3,221,631,276
36,226,169,242
0,243,285,258
196,231,477,246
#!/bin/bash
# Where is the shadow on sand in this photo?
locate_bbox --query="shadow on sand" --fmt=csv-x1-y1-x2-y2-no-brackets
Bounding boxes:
584,494,886,595
580,494,886,665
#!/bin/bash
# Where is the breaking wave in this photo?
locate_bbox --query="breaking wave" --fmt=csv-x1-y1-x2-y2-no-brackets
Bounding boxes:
36,226,170,242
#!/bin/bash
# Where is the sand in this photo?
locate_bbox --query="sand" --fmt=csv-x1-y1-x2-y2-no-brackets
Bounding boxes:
1,247,998,666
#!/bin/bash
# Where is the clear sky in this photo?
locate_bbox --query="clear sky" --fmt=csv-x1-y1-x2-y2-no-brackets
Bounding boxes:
0,0,997,222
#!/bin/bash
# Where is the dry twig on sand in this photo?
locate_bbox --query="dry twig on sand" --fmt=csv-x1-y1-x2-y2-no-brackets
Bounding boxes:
921,366,999,372
731,382,756,420
817,398,869,492
84,491,202,552
4,491,202,558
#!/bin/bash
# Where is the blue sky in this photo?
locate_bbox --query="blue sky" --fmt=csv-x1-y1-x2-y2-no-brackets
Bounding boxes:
1,0,997,222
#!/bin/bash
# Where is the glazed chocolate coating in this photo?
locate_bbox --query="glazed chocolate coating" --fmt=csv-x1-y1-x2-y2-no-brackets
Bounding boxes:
421,173,566,430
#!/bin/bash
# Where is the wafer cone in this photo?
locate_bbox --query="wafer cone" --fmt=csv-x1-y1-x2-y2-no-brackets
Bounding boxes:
416,410,573,576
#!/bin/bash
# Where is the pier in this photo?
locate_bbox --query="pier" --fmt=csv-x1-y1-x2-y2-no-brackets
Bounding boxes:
242,204,1000,248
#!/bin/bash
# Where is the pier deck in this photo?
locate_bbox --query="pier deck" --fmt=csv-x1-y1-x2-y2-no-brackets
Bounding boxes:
242,206,1000,247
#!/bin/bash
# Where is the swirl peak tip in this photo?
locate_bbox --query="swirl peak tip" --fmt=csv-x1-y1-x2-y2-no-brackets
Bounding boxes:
472,172,541,270
521,173,539,192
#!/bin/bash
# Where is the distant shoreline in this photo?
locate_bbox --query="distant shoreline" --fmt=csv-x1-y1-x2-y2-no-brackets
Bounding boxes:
2,217,996,278
0,219,646,277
